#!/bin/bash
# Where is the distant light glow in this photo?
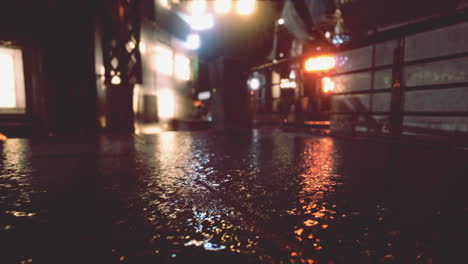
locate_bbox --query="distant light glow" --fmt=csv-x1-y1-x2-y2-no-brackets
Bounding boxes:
189,0,207,15
158,0,170,9
0,133,7,141
198,90,211,100
139,41,147,53
325,31,331,39
214,0,232,14
249,78,260,90
111,75,121,85
322,77,335,93
237,0,255,16
332,34,351,46
189,13,214,30
158,89,175,118
289,71,296,79
278,18,285,25
174,54,191,81
186,34,201,50
155,44,173,76
0,53,16,107
305,55,336,72
280,79,296,89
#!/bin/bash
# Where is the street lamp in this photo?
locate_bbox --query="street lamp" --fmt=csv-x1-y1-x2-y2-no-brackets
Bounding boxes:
249,77,260,90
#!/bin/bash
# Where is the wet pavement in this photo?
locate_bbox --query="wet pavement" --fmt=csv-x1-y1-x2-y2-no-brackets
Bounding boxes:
0,128,467,264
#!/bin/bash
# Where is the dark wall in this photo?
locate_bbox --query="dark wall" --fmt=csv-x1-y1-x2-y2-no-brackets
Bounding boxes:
209,57,251,128
0,1,98,137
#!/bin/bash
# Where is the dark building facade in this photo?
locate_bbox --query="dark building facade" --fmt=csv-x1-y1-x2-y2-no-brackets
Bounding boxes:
0,0,199,137
248,0,468,142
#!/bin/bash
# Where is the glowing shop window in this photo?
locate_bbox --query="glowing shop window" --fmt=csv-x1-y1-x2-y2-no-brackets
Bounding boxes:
155,44,173,76
0,47,25,113
157,89,175,118
0,53,15,107
174,54,190,81
321,77,335,93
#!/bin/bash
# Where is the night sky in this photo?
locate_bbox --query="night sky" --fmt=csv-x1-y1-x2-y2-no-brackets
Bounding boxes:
197,1,283,66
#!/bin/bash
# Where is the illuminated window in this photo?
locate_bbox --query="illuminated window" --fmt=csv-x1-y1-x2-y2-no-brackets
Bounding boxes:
0,46,25,113
157,89,175,118
321,77,335,93
174,54,191,81
155,44,173,76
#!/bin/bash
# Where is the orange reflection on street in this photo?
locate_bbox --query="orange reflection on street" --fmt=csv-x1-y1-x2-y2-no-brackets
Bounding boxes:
299,138,336,200
287,137,339,262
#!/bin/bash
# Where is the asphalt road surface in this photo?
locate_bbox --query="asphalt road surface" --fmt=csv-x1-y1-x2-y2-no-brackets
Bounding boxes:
1,129,467,263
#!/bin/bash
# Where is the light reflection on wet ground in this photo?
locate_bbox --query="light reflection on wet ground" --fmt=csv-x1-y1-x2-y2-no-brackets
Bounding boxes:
0,129,467,263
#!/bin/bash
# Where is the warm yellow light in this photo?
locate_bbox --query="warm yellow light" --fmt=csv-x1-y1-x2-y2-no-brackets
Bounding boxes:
0,53,16,108
158,0,170,9
305,55,336,72
155,44,173,76
111,75,121,85
237,0,255,16
280,78,297,89
174,54,191,81
321,77,335,93
214,0,232,14
158,89,175,118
